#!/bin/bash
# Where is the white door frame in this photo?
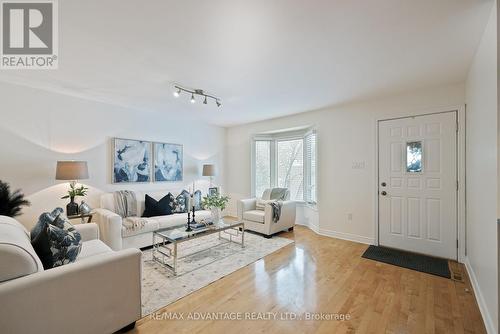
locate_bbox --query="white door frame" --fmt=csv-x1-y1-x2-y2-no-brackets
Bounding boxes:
374,106,466,262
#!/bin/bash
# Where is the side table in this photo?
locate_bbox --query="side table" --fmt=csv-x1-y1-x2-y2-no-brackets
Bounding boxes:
67,213,93,224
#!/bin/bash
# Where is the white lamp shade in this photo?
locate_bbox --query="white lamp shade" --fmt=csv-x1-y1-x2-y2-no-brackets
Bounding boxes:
202,164,216,177
56,161,89,180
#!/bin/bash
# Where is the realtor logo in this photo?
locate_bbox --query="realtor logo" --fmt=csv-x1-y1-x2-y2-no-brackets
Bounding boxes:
1,0,58,69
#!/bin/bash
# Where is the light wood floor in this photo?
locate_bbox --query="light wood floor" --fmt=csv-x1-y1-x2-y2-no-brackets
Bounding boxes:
133,226,486,334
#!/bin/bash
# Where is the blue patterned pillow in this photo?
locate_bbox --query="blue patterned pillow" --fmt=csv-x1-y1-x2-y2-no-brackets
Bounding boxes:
171,190,190,213
31,208,82,269
193,190,203,211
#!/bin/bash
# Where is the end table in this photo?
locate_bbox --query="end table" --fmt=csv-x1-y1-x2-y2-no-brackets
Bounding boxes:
67,213,93,224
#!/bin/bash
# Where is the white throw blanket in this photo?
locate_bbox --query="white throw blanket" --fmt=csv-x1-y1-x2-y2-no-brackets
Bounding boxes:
114,191,147,232
113,190,137,218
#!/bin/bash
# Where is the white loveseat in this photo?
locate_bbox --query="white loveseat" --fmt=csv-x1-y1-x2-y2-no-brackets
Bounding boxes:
0,215,142,334
94,190,212,250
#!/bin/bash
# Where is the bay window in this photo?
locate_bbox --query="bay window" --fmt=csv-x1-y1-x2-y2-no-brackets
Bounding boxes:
252,129,317,204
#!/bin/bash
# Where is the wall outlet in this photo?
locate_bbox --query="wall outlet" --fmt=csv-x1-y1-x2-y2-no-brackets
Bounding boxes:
347,213,353,221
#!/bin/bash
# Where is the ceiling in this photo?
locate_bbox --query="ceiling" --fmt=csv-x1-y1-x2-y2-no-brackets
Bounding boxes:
0,0,494,127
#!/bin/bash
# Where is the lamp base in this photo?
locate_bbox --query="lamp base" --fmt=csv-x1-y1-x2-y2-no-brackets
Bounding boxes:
66,198,79,216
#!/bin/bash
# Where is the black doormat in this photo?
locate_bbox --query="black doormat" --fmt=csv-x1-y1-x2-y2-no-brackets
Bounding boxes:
362,245,451,278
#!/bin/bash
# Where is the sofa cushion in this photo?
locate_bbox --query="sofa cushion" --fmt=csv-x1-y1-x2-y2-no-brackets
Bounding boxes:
142,193,173,217
122,218,160,237
0,216,44,282
0,215,29,236
243,210,265,223
31,208,82,269
77,239,113,260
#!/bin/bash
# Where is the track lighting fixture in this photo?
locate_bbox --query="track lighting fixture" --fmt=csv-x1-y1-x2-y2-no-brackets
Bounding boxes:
172,85,222,107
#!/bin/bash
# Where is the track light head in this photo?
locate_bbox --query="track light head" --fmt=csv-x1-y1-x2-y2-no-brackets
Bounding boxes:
173,85,221,107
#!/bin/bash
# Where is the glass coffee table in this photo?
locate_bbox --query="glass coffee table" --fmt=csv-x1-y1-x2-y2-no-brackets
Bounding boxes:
152,219,244,275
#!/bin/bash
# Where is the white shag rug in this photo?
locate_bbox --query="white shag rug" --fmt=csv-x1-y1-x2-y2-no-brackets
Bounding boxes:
141,232,294,315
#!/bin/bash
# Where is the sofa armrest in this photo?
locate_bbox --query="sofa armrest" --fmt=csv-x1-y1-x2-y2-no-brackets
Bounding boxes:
74,223,99,242
264,200,296,234
278,200,297,224
0,248,142,334
237,198,257,220
92,208,123,250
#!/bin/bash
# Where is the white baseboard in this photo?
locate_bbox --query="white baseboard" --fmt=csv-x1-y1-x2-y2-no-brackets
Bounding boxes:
296,221,374,245
463,257,496,334
317,228,374,245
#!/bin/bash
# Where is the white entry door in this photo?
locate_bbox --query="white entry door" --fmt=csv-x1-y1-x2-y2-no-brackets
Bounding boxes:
378,112,457,260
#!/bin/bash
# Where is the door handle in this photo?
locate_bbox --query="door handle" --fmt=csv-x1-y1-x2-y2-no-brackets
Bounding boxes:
381,191,387,196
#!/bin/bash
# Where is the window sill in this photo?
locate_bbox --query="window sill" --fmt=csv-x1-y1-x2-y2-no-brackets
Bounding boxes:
295,201,318,211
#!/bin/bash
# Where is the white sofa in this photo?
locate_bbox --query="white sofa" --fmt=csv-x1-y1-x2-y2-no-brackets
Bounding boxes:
237,188,296,237
94,190,212,250
0,215,142,334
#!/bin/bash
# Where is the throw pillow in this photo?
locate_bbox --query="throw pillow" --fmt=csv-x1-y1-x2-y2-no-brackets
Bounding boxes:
256,199,274,211
31,208,82,269
193,190,202,211
142,193,173,217
172,190,190,213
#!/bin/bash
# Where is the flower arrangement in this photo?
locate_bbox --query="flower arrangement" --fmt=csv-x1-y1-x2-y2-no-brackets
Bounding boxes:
61,181,88,200
201,193,230,210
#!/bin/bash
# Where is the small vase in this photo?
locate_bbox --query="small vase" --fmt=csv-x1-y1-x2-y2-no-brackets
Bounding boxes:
66,196,79,216
79,201,91,214
211,207,221,222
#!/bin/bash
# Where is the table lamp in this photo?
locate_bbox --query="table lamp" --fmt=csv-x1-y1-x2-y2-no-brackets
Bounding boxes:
202,164,215,187
56,161,89,216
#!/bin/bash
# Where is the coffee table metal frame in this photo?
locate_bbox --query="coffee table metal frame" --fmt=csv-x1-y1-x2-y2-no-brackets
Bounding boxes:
152,220,245,276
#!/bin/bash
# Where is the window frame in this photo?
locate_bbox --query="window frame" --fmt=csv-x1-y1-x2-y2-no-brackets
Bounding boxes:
251,128,317,205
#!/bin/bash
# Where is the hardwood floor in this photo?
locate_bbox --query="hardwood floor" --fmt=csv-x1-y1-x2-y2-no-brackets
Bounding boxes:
133,226,486,334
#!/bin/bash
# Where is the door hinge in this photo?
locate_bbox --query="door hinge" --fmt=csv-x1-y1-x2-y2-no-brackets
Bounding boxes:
456,180,459,191
456,121,459,133
457,239,459,248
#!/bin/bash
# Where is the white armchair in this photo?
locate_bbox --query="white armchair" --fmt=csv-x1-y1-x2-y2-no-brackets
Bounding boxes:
237,188,296,237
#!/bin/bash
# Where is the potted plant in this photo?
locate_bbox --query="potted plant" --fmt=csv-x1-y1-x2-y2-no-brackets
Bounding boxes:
0,180,30,217
61,181,88,215
201,193,230,222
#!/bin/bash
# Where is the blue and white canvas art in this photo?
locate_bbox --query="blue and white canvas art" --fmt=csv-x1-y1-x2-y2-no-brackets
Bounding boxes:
113,138,151,183
153,142,183,182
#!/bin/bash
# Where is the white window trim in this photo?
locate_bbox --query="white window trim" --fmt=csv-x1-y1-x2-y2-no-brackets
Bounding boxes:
251,128,317,205
304,129,317,207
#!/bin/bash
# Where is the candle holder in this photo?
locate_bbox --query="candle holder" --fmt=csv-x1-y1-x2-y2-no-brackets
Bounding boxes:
186,210,192,232
191,205,196,224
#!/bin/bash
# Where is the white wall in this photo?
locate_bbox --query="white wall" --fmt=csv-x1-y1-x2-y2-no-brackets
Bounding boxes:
0,82,226,229
465,4,498,332
225,83,465,243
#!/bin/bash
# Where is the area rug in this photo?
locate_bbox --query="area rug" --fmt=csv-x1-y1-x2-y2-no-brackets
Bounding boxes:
141,232,294,315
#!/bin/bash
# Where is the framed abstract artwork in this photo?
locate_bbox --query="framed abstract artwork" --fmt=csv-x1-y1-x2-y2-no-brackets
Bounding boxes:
153,142,183,182
113,138,151,183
